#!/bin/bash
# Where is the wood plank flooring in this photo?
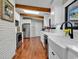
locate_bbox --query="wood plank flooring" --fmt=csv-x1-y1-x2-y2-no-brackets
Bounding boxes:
13,37,47,59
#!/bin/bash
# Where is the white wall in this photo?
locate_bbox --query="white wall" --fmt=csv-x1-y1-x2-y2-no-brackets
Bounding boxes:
21,17,31,32
0,0,16,59
51,0,64,26
15,12,20,21
15,12,21,33
51,0,78,40
0,20,16,59
22,19,31,24
43,0,65,30
30,20,42,37
62,0,74,23
34,20,42,36
21,17,42,37
44,15,50,27
63,0,74,6
63,0,68,4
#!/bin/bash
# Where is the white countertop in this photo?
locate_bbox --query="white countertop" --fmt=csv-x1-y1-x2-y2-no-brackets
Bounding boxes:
41,31,78,54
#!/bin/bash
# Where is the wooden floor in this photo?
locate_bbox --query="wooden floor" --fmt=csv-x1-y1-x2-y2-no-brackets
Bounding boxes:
13,37,47,59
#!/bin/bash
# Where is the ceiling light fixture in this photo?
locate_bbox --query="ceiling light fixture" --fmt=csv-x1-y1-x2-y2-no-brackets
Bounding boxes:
23,9,40,15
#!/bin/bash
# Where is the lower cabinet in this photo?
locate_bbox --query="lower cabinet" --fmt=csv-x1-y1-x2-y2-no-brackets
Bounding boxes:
48,46,60,59
48,41,78,59
67,49,78,59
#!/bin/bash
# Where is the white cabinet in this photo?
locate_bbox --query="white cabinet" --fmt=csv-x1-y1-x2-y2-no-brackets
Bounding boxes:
67,49,78,59
48,45,60,59
41,31,78,59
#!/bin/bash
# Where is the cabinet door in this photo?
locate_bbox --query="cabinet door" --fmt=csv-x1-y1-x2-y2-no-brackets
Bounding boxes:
68,50,78,59
48,46,60,59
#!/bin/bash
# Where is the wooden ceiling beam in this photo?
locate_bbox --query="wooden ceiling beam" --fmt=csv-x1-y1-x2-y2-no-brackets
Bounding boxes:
16,4,50,12
20,13,44,19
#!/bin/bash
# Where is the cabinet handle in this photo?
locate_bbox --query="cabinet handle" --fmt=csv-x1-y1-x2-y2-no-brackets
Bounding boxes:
52,52,55,55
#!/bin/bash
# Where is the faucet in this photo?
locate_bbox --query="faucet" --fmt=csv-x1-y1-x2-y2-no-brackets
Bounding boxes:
60,21,73,39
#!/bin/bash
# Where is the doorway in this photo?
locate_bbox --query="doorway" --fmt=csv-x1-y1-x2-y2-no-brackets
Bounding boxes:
22,23,30,39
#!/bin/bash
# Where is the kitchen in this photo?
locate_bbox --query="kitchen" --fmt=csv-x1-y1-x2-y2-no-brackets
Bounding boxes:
0,0,78,59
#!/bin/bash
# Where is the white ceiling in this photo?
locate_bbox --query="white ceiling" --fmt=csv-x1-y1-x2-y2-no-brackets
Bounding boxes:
15,0,53,8
16,8,50,16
